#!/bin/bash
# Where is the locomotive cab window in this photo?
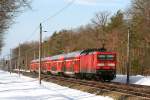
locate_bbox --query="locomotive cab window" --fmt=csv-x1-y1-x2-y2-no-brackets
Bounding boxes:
97,54,115,60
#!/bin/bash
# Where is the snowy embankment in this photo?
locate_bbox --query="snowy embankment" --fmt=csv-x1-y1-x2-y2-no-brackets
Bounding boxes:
113,75,150,86
0,70,112,100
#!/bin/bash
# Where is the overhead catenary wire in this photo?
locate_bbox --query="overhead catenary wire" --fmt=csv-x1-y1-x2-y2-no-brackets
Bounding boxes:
41,0,76,24
22,0,76,43
23,25,39,42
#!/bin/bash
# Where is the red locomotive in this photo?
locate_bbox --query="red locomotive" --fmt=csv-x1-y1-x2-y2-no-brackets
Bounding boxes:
30,48,116,81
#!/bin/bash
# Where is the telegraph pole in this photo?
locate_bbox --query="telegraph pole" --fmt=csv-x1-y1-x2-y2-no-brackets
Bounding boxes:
39,23,42,85
127,26,130,84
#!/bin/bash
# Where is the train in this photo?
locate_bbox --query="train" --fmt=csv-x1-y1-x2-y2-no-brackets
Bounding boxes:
30,48,117,81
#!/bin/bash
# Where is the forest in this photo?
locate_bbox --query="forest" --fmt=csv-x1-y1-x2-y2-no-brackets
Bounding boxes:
4,0,150,75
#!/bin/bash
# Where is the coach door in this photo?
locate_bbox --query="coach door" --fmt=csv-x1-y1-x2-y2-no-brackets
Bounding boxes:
65,59,74,74
74,58,80,73
61,61,66,72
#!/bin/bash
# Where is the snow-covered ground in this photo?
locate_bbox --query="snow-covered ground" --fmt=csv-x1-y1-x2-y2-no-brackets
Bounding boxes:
0,70,112,100
1,70,150,100
113,75,150,86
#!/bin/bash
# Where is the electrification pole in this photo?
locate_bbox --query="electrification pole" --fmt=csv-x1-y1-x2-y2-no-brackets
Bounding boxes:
18,44,21,76
25,52,28,71
2,57,4,70
39,23,42,85
43,41,47,57
9,49,12,74
34,51,36,59
127,26,130,84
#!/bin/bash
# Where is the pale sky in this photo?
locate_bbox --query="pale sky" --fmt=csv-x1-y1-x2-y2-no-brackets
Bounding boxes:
1,0,131,58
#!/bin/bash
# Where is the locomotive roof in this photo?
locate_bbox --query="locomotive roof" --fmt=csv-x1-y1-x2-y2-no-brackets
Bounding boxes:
80,48,107,54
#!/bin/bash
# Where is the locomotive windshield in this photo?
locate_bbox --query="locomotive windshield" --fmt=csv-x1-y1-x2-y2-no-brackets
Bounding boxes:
97,54,115,60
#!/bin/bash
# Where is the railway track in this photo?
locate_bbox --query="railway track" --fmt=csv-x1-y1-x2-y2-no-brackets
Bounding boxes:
19,71,150,99
42,75,150,99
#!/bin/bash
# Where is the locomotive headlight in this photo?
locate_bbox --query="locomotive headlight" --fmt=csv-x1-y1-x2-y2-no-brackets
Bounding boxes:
108,63,115,66
97,63,105,66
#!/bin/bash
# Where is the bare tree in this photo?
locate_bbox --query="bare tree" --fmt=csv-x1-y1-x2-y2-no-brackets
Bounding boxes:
91,11,110,29
0,0,31,53
91,11,110,47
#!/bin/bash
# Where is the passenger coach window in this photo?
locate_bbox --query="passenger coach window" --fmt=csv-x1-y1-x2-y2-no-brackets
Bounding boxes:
98,55,115,60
